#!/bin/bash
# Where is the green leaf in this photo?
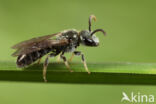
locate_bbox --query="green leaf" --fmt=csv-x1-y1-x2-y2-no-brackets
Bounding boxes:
1,61,156,85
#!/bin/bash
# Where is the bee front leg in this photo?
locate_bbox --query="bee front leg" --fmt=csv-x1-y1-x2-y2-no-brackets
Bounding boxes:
73,51,91,74
60,54,73,72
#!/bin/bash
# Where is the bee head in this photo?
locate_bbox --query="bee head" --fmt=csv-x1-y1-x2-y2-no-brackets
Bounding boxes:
79,30,99,46
79,15,106,47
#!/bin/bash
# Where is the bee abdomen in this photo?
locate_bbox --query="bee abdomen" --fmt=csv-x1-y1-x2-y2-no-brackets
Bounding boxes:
17,48,52,67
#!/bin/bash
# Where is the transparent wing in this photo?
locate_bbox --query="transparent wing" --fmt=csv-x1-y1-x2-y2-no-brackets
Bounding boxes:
12,39,69,57
11,33,61,49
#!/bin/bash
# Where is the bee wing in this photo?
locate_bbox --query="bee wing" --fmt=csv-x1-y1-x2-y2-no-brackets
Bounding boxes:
12,39,69,57
11,33,62,49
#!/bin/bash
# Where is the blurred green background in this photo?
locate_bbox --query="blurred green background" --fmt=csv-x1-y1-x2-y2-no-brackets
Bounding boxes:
0,0,156,104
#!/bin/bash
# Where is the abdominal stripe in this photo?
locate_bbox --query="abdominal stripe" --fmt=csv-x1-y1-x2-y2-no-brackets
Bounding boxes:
17,48,53,67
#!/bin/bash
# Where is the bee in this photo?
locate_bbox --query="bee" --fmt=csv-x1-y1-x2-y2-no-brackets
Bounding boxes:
11,15,106,82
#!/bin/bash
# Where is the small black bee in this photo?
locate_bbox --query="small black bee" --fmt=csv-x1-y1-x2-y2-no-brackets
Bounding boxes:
11,15,106,82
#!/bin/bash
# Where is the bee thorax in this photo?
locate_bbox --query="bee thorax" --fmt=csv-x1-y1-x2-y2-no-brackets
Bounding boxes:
59,29,80,53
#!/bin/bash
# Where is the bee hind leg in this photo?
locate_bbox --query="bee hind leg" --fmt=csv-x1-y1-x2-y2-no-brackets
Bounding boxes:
43,55,51,82
73,51,90,74
43,52,60,82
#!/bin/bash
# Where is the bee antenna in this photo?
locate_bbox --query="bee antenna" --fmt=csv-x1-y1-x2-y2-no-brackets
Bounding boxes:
90,29,106,36
89,15,96,32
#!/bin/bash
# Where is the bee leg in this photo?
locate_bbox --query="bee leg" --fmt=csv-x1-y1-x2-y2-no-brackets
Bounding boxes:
43,52,59,82
68,52,74,62
56,54,61,62
60,54,73,72
73,51,91,74
37,58,42,64
43,55,50,82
